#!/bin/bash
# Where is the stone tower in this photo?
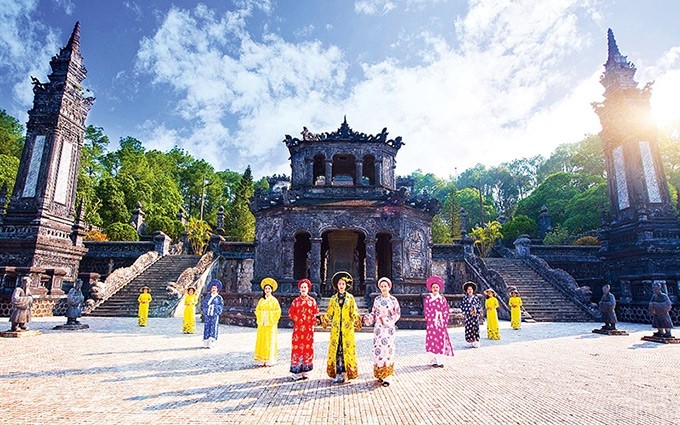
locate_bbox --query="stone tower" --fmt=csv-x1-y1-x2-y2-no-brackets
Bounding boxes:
593,29,680,315
0,22,94,294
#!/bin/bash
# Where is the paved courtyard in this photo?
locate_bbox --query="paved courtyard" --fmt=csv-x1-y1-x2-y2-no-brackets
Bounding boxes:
0,316,678,425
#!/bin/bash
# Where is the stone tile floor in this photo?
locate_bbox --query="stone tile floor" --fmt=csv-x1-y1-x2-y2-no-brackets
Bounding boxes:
0,317,678,424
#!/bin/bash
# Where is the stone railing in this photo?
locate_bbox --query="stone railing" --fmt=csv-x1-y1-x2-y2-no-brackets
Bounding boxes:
464,255,512,321
159,252,216,318
83,251,160,314
521,255,601,320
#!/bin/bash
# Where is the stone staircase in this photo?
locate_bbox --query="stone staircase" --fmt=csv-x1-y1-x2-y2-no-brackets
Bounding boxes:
88,255,202,317
483,258,593,322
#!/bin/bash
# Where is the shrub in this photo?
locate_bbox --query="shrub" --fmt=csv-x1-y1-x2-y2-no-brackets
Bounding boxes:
572,235,600,246
105,222,140,241
84,229,108,241
543,227,571,245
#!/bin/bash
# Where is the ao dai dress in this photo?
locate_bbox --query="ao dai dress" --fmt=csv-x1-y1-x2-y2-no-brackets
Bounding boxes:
423,294,454,361
288,295,319,374
509,295,523,329
485,296,500,340
322,293,359,379
364,295,401,380
182,293,198,333
137,292,152,326
202,293,224,344
460,293,482,343
254,295,281,364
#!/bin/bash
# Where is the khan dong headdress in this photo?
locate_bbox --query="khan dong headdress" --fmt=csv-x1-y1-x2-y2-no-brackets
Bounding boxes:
260,277,278,292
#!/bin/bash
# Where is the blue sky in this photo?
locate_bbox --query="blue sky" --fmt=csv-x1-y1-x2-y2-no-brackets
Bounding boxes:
1,0,679,179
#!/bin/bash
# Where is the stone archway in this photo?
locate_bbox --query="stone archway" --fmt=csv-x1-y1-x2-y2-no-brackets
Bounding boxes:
293,232,311,280
320,229,366,296
376,232,393,281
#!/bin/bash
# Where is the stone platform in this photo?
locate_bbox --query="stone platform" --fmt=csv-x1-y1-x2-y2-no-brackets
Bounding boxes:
592,328,629,336
53,323,90,331
0,317,678,424
641,335,680,344
0,329,41,338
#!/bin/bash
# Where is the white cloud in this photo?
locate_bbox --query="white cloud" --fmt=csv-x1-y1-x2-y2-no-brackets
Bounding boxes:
355,0,396,16
0,0,60,110
136,0,680,179
136,4,347,172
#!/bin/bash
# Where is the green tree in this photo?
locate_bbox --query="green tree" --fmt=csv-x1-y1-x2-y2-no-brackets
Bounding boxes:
562,181,609,234
501,215,537,243
539,135,605,180
186,217,211,254
226,166,255,241
469,221,503,257
437,185,461,241
431,215,451,244
0,109,24,158
543,226,571,245
0,154,20,200
457,187,496,231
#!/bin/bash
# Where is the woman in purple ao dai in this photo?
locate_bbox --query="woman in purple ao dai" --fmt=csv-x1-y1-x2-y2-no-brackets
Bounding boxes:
423,276,454,367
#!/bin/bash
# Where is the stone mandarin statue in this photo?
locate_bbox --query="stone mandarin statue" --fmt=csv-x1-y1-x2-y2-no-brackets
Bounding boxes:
9,277,33,332
598,284,618,330
649,282,673,338
66,279,85,325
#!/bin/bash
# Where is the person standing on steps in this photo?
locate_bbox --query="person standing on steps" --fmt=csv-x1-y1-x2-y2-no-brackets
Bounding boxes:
202,280,224,348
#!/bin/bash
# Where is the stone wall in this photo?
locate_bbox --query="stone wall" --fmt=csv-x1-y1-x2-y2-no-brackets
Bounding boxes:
80,240,157,277
0,294,67,318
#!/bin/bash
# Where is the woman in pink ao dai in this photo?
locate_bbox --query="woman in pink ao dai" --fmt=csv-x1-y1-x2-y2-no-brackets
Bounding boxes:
423,275,454,367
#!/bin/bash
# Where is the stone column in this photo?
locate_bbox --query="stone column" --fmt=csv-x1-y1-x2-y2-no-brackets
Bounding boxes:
310,237,322,294
216,206,225,231
390,237,403,284
355,160,364,186
324,159,332,187
375,159,383,187
364,237,377,293
305,159,314,187
152,231,171,255
282,236,295,282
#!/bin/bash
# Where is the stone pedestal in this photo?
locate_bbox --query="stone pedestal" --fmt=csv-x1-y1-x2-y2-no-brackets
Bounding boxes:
641,335,680,344
592,328,629,336
0,330,41,338
53,323,89,330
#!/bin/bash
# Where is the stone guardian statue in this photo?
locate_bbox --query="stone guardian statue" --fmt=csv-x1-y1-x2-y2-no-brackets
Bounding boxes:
9,277,33,332
66,279,85,325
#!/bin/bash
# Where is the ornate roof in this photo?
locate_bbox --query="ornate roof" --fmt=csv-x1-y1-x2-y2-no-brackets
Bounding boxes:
283,116,404,150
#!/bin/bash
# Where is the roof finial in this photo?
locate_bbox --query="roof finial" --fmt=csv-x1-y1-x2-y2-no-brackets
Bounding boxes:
607,28,620,62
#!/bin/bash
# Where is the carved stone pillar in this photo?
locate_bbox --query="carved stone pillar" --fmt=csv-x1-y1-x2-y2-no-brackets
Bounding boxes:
324,159,332,187
364,237,377,293
305,158,314,187
390,237,403,284
375,160,383,187
282,236,295,282
310,237,322,293
356,160,364,186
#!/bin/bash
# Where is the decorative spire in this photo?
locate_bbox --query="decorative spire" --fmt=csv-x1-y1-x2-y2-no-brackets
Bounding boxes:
600,29,637,94
66,21,81,52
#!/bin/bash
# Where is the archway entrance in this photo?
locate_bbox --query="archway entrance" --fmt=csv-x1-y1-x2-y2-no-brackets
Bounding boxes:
293,232,311,280
320,229,366,296
376,232,393,281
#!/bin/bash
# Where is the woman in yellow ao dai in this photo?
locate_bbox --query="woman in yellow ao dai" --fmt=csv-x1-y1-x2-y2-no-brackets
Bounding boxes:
137,286,152,326
321,271,360,383
254,278,281,366
484,288,501,340
182,287,198,333
509,288,523,330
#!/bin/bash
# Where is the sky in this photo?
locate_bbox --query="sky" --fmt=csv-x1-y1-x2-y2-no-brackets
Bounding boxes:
1,0,679,179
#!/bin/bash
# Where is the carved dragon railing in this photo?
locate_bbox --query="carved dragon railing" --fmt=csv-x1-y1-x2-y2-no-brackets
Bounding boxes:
155,252,216,317
84,251,160,314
